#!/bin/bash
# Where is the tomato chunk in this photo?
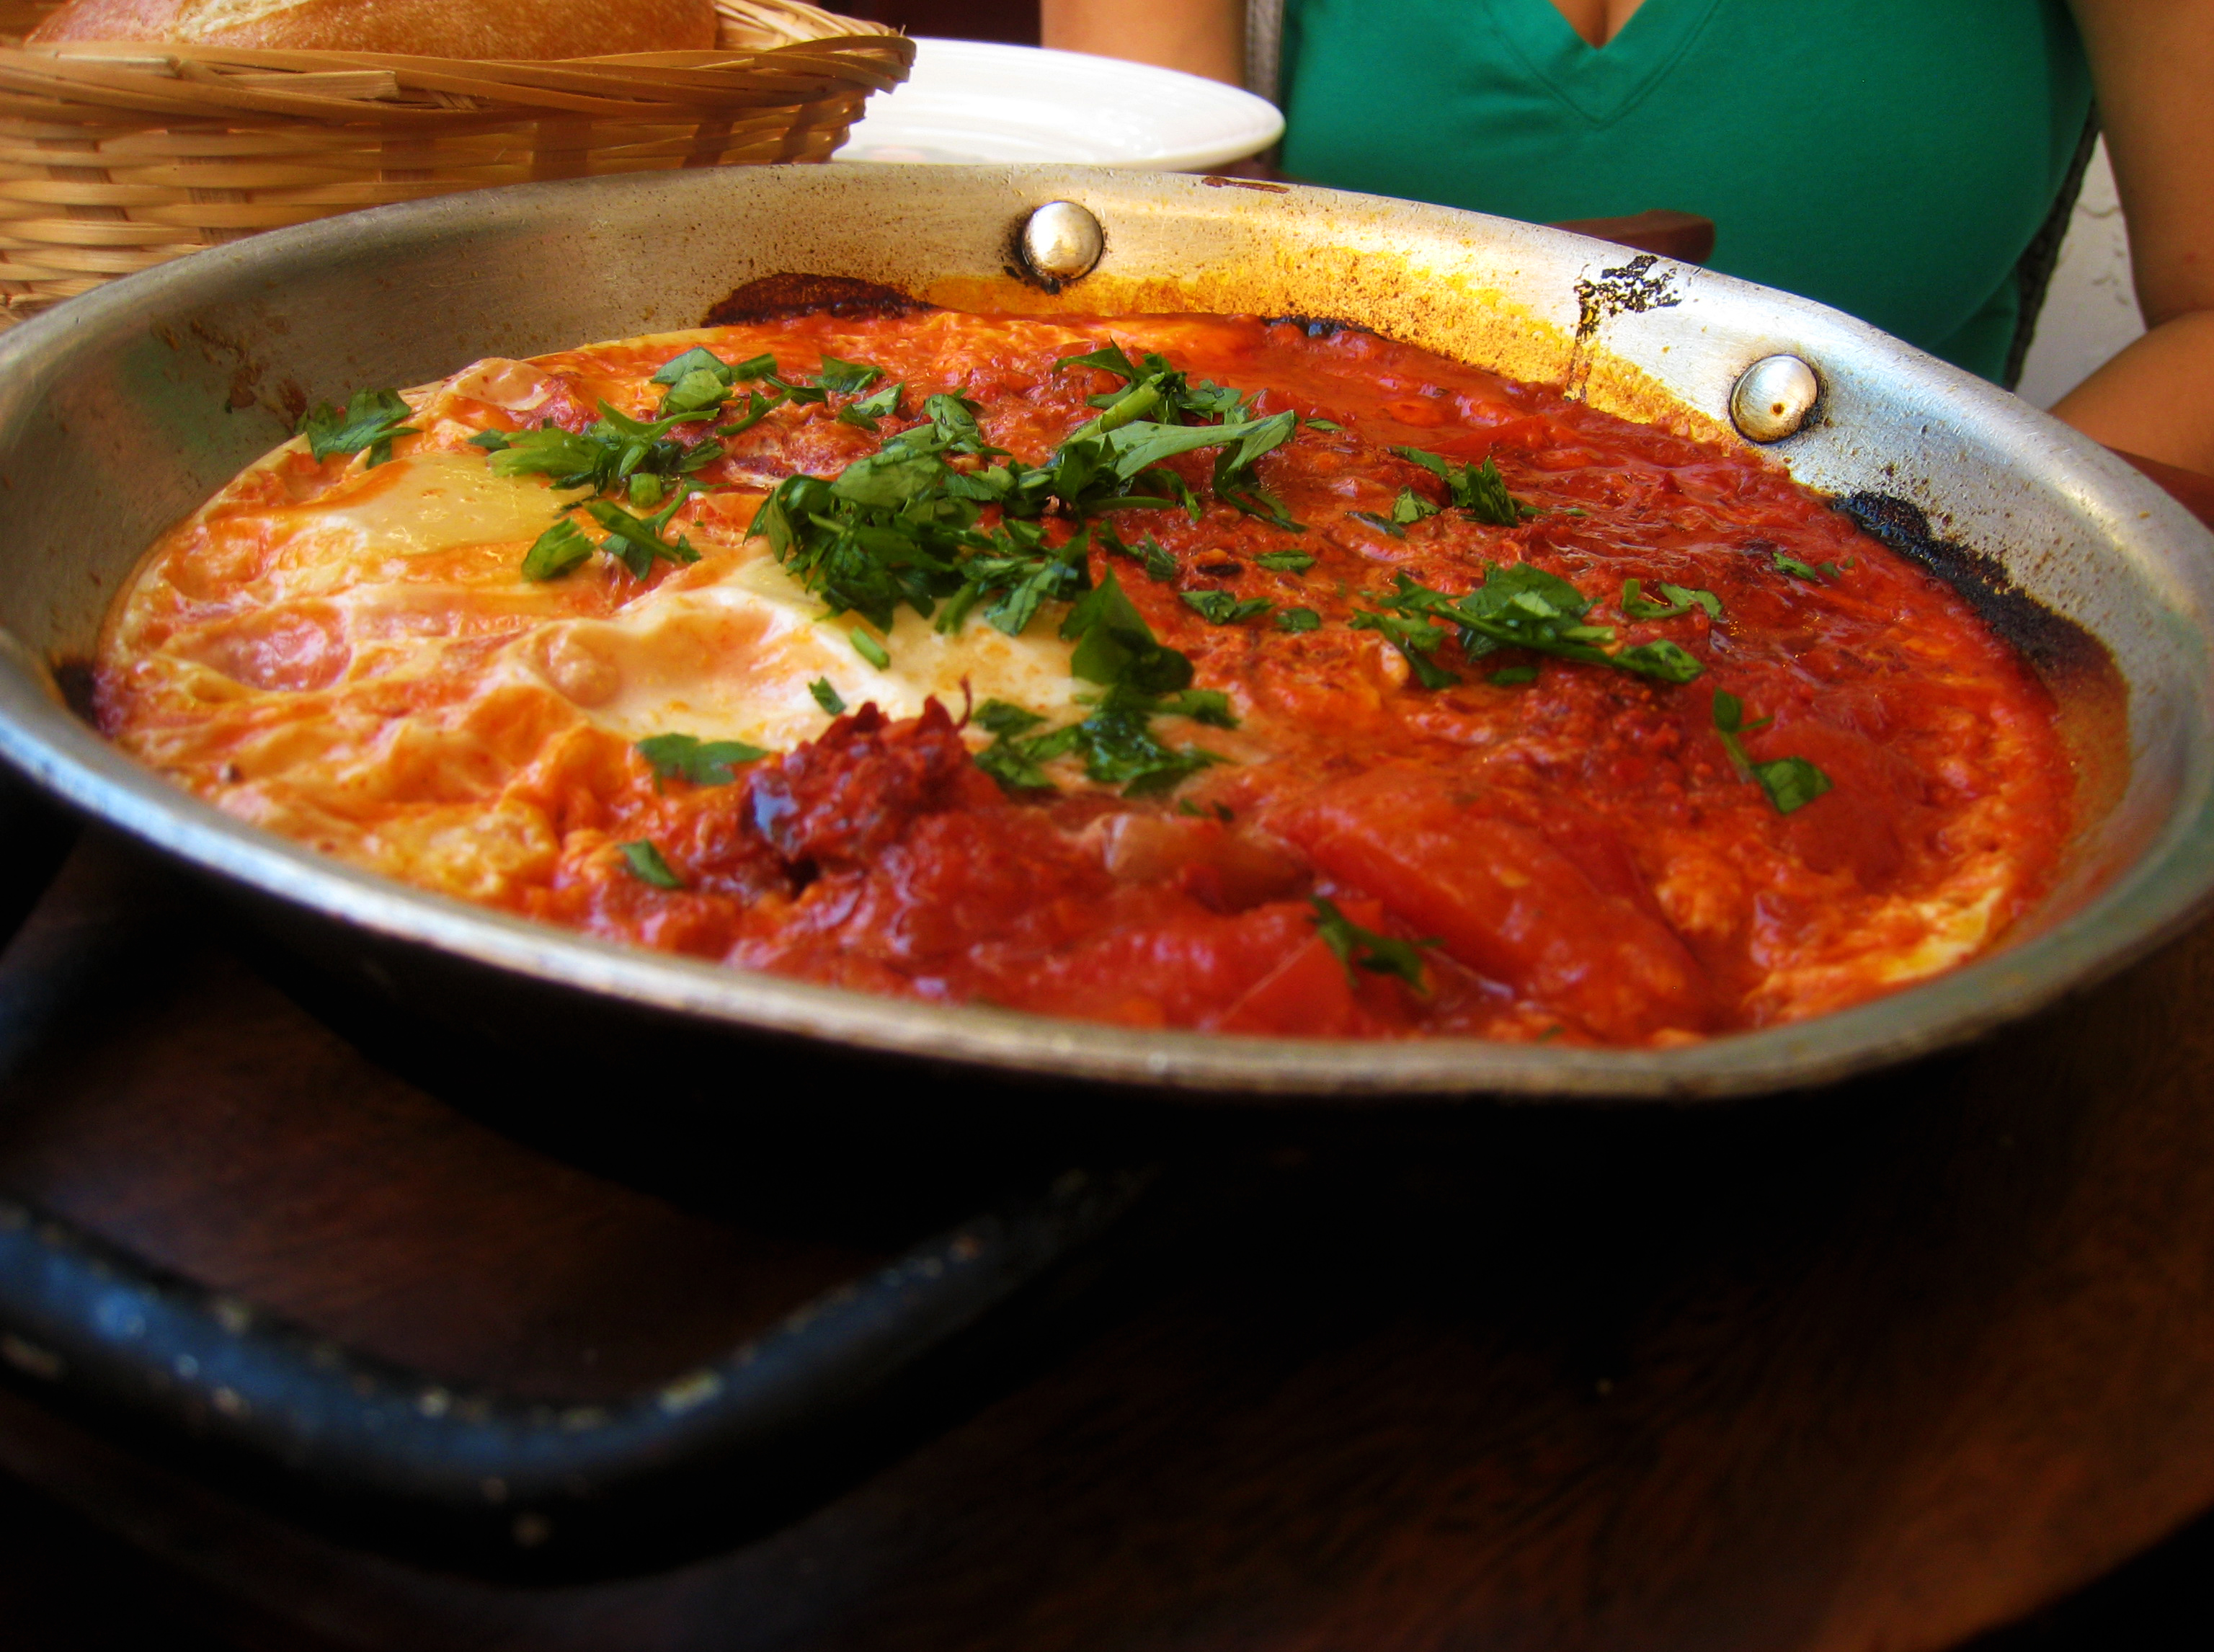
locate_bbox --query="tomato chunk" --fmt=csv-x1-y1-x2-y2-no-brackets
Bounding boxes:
1274,768,1717,1042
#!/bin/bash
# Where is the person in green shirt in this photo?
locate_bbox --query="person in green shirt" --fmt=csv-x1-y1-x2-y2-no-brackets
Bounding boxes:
1041,0,2214,476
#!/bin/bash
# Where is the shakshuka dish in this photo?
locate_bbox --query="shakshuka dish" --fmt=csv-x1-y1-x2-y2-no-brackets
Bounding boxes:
93,308,2076,1046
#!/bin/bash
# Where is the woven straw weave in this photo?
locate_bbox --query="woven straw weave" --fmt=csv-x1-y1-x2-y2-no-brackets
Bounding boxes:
0,0,912,324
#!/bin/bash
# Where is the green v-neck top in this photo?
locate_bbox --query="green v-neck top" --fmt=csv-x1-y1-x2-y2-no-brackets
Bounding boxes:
1279,0,2094,382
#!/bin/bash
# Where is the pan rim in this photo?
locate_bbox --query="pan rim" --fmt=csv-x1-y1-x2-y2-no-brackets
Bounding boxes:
4,162,2211,1103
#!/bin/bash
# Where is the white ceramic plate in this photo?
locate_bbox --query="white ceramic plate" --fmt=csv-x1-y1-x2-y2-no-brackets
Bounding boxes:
835,39,1283,171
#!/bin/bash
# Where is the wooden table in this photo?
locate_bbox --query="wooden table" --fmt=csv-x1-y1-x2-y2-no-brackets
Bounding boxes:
0,458,2208,1651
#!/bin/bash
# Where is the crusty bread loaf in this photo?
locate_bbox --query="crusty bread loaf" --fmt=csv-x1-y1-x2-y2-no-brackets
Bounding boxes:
27,0,721,56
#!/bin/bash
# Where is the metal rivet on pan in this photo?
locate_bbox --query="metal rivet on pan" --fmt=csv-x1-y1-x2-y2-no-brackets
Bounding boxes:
1730,354,1820,442
1021,200,1104,283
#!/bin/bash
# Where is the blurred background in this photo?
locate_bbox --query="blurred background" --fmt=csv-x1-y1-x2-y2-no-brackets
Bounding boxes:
827,0,2145,413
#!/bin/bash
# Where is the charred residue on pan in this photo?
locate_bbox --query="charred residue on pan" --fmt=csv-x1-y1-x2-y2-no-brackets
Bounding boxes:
1564,252,1682,404
701,275,932,328
1262,316,1372,341
1837,492,2130,830
50,655,96,724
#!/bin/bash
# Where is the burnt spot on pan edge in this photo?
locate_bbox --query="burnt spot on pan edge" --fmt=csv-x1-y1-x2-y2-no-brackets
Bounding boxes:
1836,492,2130,830
1263,316,1372,341
1836,494,2104,678
50,655,95,724
701,275,933,328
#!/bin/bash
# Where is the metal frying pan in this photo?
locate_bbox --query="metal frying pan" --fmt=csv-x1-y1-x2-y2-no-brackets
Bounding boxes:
0,161,2206,1103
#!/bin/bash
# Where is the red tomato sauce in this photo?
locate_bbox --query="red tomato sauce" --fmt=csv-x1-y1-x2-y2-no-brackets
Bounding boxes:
99,310,2077,1046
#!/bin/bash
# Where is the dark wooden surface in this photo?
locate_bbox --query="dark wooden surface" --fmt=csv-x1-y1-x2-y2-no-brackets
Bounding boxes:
0,458,2208,1648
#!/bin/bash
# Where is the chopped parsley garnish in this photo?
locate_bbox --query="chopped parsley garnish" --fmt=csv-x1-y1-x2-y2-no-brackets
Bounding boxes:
752,352,1320,638
1348,510,1405,539
619,840,685,889
837,380,904,432
1105,528,1178,582
935,519,1091,639
1276,606,1321,633
520,518,594,582
816,355,884,395
972,569,1232,799
809,677,846,715
1391,448,1539,527
1391,487,1441,526
492,400,722,498
577,489,702,580
973,699,1047,737
1712,690,1834,814
299,387,418,468
1310,895,1433,992
1772,553,1840,582
1182,590,1274,626
1353,564,1705,688
636,732,768,787
1490,665,1538,685
1254,550,1315,573
647,346,892,432
1622,578,1723,621
1054,343,1312,529
850,627,890,669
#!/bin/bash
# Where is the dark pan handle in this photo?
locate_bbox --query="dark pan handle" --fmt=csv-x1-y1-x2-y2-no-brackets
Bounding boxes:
0,835,1147,1576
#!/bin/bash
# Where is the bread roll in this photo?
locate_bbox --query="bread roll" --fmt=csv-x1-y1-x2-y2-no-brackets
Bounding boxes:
27,0,721,57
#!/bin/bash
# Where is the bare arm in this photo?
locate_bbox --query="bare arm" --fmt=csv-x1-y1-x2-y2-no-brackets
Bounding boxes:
1039,0,1245,84
2053,0,2214,474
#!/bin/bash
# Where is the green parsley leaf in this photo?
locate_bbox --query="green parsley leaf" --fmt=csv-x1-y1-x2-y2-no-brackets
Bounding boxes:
1622,578,1723,621
1064,569,1193,695
619,840,685,890
716,389,785,437
582,490,701,581
520,518,595,582
1772,553,1831,582
1390,448,1538,527
467,430,510,452
1254,550,1315,572
1348,510,1405,539
850,627,891,669
1103,528,1178,582
1310,895,1433,992
1305,417,1343,432
973,700,1046,737
1391,487,1441,526
1056,342,1147,383
1753,755,1833,814
651,346,732,388
1276,606,1322,633
492,400,723,497
1181,590,1274,626
1710,690,1832,813
1357,564,1707,689
299,387,418,467
1152,688,1239,728
814,355,884,396
1349,607,1459,689
837,379,905,432
1612,639,1705,683
1490,665,1538,685
974,735,1060,794
636,732,769,787
809,678,846,716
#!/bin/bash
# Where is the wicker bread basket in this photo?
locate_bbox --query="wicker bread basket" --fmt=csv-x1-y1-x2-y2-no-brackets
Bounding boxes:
0,0,912,325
